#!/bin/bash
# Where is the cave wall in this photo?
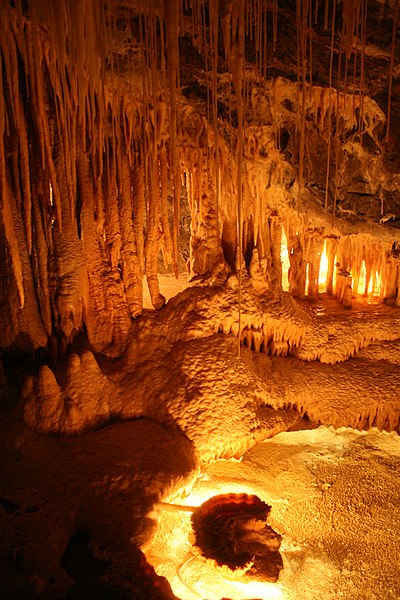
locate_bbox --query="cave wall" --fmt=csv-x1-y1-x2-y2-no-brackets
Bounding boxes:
1,0,400,362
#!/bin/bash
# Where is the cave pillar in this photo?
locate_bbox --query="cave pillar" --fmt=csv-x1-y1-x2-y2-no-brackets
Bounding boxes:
325,237,338,296
269,215,283,291
288,236,307,299
249,247,269,292
255,217,272,289
396,264,400,307
307,233,324,299
384,255,399,303
189,191,225,277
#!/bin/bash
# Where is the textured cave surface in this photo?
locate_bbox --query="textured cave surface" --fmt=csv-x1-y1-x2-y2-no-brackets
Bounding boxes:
1,0,400,599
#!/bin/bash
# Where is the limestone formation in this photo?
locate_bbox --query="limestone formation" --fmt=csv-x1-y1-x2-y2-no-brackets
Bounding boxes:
1,1,400,598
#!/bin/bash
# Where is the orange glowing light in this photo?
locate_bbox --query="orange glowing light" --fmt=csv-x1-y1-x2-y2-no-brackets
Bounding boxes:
357,261,381,297
147,482,286,600
281,228,290,292
318,240,329,293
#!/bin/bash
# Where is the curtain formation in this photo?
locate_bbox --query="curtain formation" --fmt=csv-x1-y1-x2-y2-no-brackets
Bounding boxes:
0,0,398,355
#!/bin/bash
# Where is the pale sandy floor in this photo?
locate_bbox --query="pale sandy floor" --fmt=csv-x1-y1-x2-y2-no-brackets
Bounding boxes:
147,427,400,600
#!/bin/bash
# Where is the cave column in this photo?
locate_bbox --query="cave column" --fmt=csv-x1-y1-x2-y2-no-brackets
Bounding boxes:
384,254,399,303
189,156,225,278
396,264,400,307
307,233,324,299
287,227,307,300
325,237,338,296
269,215,283,291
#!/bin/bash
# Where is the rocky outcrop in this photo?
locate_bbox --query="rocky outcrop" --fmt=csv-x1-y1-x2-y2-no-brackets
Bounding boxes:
22,285,400,465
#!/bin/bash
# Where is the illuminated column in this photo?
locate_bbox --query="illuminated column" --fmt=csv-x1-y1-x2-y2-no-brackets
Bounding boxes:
384,255,399,303
308,234,324,299
325,237,338,295
270,215,283,290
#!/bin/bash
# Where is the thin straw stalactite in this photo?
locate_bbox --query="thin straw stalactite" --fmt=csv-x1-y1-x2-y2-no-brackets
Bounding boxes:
324,0,336,213
385,0,399,143
164,0,181,278
210,0,220,237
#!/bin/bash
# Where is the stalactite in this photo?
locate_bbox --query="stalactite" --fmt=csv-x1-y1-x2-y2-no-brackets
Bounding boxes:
145,141,166,310
385,1,398,143
308,0,313,98
331,2,346,227
159,142,175,271
118,147,143,317
132,151,146,277
221,0,233,62
359,0,368,142
230,0,246,354
296,0,309,215
103,162,122,272
384,251,399,304
287,229,306,299
210,0,220,238
273,0,278,52
164,0,181,272
4,20,32,254
350,238,363,296
78,140,131,354
25,22,64,231
51,146,85,340
31,160,52,337
1,179,25,309
324,0,336,213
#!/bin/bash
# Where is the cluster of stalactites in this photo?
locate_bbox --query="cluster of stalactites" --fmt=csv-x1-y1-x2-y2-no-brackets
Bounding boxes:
0,0,183,354
279,223,400,306
1,0,399,356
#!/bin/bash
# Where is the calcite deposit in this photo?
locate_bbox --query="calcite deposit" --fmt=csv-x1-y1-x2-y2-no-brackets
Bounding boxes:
1,1,400,599
191,493,283,581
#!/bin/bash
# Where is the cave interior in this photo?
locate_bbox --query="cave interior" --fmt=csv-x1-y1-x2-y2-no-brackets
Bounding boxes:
1,1,400,599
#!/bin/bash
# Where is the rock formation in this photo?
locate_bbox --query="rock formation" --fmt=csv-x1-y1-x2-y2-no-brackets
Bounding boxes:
1,1,400,598
191,493,283,582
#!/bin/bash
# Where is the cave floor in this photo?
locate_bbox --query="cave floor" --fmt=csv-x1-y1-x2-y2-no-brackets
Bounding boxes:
2,378,400,600
149,427,400,600
1,292,400,600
